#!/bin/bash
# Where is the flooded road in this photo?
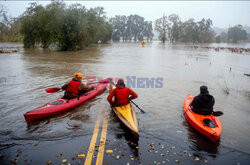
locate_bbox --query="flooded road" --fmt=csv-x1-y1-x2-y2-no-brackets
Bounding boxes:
0,42,250,164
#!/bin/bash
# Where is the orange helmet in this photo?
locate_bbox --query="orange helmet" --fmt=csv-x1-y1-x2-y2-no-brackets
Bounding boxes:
75,73,83,78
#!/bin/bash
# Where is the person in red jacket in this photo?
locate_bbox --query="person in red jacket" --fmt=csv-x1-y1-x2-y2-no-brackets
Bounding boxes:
62,73,91,99
107,79,138,106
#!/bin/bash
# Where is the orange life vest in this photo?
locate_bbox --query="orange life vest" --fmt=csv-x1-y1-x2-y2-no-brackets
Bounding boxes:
66,80,81,95
114,87,130,106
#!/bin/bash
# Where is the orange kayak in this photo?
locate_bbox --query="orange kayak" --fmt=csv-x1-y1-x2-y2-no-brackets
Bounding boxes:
183,94,222,142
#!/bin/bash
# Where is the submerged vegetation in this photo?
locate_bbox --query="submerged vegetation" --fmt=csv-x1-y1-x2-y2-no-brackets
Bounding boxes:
19,1,112,50
0,2,249,50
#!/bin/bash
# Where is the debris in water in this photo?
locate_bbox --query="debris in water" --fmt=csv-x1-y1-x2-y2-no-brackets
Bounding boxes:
136,157,140,160
195,157,200,161
162,160,166,164
116,155,120,160
155,151,158,153
32,143,38,146
46,161,52,165
188,154,192,157
171,146,175,149
126,163,130,165
161,154,165,156
77,154,85,158
161,145,165,149
175,160,179,163
17,150,22,154
62,159,67,163
183,150,187,153
15,154,20,157
173,152,176,155
72,157,76,160
204,160,208,163
131,157,134,160
56,153,63,157
106,150,113,153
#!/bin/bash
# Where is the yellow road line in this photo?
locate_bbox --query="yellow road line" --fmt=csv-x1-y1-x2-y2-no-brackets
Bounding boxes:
84,107,103,165
96,111,109,165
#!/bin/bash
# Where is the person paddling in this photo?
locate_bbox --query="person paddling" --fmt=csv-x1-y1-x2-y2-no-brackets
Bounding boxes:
62,73,92,99
190,86,215,115
107,79,138,107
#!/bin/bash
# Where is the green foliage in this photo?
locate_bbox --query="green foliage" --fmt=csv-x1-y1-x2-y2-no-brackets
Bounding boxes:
19,1,112,50
219,32,227,43
228,25,247,43
110,15,153,41
155,14,215,43
0,4,22,42
155,14,168,43
215,36,221,43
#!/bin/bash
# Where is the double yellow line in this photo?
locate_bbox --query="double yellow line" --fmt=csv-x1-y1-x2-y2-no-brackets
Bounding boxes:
84,106,109,165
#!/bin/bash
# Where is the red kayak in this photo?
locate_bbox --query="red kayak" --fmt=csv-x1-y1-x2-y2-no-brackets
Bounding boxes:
24,81,109,123
183,94,222,142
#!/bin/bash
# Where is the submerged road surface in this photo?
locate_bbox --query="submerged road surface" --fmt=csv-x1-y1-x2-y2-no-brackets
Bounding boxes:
0,42,250,164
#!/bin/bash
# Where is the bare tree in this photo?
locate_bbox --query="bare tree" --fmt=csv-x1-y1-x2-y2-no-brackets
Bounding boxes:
155,14,169,43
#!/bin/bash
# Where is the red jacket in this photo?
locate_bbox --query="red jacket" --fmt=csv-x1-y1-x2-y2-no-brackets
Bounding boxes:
107,87,138,106
66,80,81,95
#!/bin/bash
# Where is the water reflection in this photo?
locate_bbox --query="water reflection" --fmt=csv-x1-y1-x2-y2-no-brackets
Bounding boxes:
109,110,139,157
182,120,220,158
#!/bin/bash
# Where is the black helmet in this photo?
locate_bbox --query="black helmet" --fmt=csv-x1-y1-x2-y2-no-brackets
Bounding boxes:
200,85,209,94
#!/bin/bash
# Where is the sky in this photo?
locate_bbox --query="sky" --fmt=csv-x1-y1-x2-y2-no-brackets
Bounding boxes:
1,1,250,28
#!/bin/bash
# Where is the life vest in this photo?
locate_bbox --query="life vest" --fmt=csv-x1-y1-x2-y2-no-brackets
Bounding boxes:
114,87,130,106
66,80,81,95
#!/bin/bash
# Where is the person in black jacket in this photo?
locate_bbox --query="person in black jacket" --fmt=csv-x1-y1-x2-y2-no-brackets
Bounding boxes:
190,86,215,115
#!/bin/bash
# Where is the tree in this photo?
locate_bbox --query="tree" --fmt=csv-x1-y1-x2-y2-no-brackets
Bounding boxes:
155,14,169,43
168,14,181,43
228,25,247,43
215,35,221,43
110,15,153,42
19,1,112,50
143,21,154,41
219,32,227,42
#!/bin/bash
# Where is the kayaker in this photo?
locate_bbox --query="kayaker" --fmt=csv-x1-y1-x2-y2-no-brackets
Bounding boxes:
62,73,92,99
190,86,215,115
107,79,138,106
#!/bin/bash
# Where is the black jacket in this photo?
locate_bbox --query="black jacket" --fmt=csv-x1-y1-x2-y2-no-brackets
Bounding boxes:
190,93,215,115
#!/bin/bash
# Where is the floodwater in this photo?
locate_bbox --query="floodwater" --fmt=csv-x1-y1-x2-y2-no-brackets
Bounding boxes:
0,42,250,164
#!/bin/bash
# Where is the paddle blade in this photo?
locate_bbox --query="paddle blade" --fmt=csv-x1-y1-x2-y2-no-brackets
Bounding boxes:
45,88,61,93
213,111,224,116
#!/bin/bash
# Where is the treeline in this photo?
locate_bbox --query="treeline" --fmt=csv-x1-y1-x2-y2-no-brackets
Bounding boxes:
155,14,248,43
1,3,249,48
155,14,215,43
18,1,112,50
215,25,247,43
110,15,154,41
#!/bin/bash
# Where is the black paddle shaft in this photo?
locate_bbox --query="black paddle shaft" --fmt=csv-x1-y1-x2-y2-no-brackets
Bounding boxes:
107,78,146,114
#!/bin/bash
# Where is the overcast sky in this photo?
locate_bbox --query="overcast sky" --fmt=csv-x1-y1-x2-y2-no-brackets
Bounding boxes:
1,1,250,28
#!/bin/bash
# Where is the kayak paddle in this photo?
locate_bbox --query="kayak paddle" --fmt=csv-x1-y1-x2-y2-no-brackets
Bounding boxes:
107,78,146,114
45,88,61,93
